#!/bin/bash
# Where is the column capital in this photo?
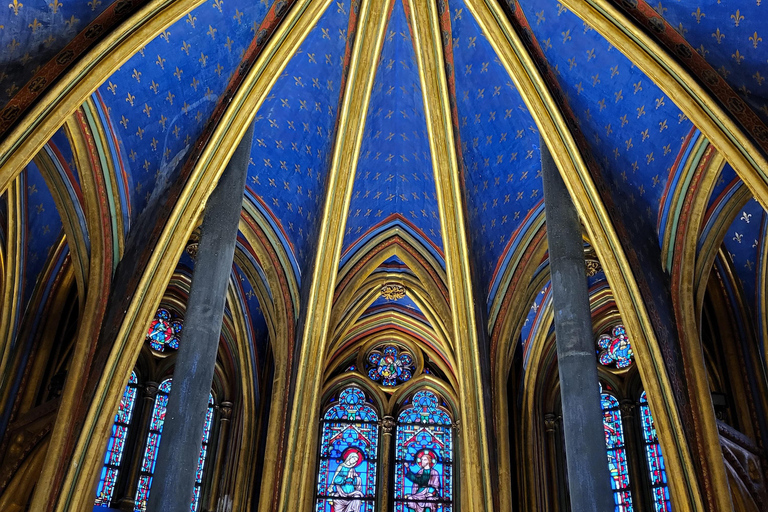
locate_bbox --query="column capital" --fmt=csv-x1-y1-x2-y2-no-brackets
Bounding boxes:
142,381,159,399
380,415,395,435
544,413,557,433
219,401,234,421
619,399,636,417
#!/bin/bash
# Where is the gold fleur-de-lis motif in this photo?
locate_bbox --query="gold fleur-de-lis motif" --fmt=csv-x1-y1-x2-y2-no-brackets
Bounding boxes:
136,126,144,139
663,143,671,155
155,55,165,69
733,232,743,243
49,0,61,13
754,71,765,86
142,103,151,117
692,7,705,23
120,115,129,129
166,91,174,105
28,17,41,32
213,0,223,13
173,66,183,80
561,29,571,43
180,40,191,55
190,77,200,91
207,25,217,40
731,10,744,27
8,0,22,15
655,96,665,109
149,80,159,94
233,8,243,24
88,0,101,11
659,119,668,132
749,32,762,49
186,13,196,28
125,92,135,106
732,49,745,64
64,14,78,28
107,81,117,94
637,105,646,118
741,211,752,223
641,128,649,141
199,52,208,67
160,30,171,43
712,28,724,44
131,68,141,83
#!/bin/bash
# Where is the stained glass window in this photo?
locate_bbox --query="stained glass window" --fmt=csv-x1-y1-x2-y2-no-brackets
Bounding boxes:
191,393,215,512
134,379,172,511
601,392,633,512
316,386,380,512
639,392,672,511
95,371,138,506
394,390,453,512
146,308,183,353
597,325,634,369
366,345,415,386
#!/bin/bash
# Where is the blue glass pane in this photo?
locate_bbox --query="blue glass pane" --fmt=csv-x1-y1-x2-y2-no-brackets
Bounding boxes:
394,390,453,512
95,371,138,506
316,386,379,511
639,392,672,511
601,393,633,512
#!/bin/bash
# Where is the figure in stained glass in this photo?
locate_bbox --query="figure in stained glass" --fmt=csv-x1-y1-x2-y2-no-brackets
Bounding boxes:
639,392,672,511
394,390,453,512
366,344,415,386
316,387,379,512
146,308,183,353
597,325,634,369
601,392,633,512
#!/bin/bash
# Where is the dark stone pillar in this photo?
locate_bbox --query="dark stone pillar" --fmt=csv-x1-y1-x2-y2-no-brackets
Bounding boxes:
147,124,254,512
540,138,614,512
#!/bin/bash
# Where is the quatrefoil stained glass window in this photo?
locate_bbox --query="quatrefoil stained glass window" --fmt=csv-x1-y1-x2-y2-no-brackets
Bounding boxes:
366,345,415,386
146,308,183,354
597,325,634,369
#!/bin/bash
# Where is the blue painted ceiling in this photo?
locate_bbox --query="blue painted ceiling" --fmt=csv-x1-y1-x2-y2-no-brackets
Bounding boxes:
451,0,543,296
247,0,350,278
659,1,768,123
342,2,443,261
0,0,115,110
519,0,694,238
722,198,765,319
97,0,270,224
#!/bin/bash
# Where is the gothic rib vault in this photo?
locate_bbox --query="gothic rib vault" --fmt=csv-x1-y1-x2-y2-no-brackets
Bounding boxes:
1,0,768,511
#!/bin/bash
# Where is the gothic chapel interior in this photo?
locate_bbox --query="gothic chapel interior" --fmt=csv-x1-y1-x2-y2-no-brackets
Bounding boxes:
3,0,768,511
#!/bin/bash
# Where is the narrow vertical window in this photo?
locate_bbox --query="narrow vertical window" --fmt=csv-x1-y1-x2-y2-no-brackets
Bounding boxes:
639,392,672,511
95,371,138,506
316,386,380,512
394,389,453,512
134,378,172,511
601,392,633,512
191,393,215,512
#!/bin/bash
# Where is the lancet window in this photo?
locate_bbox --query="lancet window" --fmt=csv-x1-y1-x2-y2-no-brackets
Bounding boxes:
601,392,633,512
95,371,139,506
638,392,672,511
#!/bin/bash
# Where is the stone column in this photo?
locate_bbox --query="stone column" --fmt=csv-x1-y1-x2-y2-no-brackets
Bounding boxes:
205,401,233,512
620,399,648,512
116,381,158,511
378,415,395,512
540,137,614,512
147,124,254,512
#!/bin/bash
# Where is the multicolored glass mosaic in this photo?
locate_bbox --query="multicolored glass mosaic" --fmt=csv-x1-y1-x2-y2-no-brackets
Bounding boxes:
95,371,138,506
601,393,633,512
366,344,415,386
394,390,453,512
597,325,634,369
134,379,172,511
640,392,672,512
316,387,379,512
146,308,183,353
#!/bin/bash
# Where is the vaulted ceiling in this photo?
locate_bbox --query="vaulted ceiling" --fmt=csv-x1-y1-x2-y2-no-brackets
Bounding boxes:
4,0,768,367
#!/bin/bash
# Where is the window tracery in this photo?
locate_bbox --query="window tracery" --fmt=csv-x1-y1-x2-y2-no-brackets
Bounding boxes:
95,371,138,506
146,308,183,354
597,325,634,369
639,392,672,512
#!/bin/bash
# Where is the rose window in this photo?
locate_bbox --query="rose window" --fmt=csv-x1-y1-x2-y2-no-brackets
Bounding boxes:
597,324,633,369
366,345,415,386
146,308,183,354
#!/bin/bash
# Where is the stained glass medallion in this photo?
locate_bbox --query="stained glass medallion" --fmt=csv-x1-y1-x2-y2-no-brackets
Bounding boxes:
394,390,453,512
365,344,416,387
146,308,183,354
95,371,138,506
316,387,379,512
597,325,634,369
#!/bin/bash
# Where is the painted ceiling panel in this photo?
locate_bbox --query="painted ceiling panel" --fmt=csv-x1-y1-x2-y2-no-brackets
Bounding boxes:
659,1,768,123
361,291,429,326
342,1,443,261
247,0,350,277
722,198,764,319
234,262,269,371
707,162,738,211
49,126,80,186
0,0,114,109
519,0,694,242
23,161,63,302
97,0,270,223
451,0,542,299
